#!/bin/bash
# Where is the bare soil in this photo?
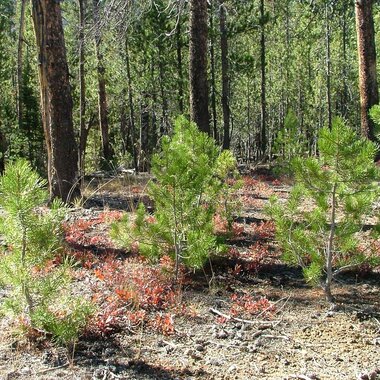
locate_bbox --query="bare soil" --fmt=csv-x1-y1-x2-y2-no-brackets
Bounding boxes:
0,172,379,380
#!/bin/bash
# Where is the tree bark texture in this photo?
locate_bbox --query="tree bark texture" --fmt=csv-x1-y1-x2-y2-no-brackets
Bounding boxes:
209,4,218,142
78,0,87,178
17,0,27,131
93,0,113,167
189,0,210,134
355,0,379,144
325,3,332,130
220,1,230,150
31,0,79,203
125,37,138,172
176,11,184,114
0,129,6,174
259,0,267,157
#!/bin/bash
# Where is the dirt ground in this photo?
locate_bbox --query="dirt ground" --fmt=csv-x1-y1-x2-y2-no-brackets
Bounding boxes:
0,172,379,380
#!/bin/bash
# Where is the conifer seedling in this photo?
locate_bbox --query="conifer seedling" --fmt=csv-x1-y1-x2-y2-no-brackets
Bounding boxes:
111,116,240,276
0,160,92,351
268,118,380,303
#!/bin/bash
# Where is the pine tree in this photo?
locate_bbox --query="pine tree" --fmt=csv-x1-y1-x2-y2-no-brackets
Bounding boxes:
0,160,92,349
111,117,239,275
268,118,380,303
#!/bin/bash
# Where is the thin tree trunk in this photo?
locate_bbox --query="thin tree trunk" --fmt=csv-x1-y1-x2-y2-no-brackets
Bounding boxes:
176,10,184,114
341,2,348,118
120,89,127,155
17,0,27,131
219,0,230,150
210,3,219,142
355,0,379,148
31,0,79,203
125,37,138,172
158,46,168,137
324,183,337,304
93,0,113,167
259,0,267,158
209,3,218,142
78,0,86,179
0,128,6,174
325,3,332,130
189,0,210,134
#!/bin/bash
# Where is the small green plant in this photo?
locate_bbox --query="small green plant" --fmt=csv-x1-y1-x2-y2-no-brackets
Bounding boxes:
111,116,240,274
0,159,92,350
267,118,380,303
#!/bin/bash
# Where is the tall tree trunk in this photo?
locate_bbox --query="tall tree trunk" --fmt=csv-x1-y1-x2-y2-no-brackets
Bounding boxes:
325,3,332,130
355,0,379,147
31,0,79,203
341,2,348,118
17,0,27,131
158,46,168,137
259,0,267,157
78,0,87,179
0,128,6,174
93,0,113,167
125,36,138,172
176,10,184,114
219,0,230,150
209,2,218,142
189,0,210,134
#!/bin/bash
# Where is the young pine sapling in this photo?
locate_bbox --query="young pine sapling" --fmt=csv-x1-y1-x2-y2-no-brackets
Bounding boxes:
111,117,240,276
0,160,92,352
268,118,380,303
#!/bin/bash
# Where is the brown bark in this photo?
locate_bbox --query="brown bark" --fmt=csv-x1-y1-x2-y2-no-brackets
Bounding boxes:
78,0,87,178
340,2,348,118
176,10,184,114
0,129,6,174
209,3,218,142
259,0,267,157
220,0,230,150
158,46,168,137
17,0,27,130
31,0,79,203
189,0,210,134
125,37,138,172
93,0,114,167
326,3,332,130
355,0,379,145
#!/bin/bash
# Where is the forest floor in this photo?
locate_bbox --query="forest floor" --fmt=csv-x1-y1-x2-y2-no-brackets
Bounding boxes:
0,169,379,380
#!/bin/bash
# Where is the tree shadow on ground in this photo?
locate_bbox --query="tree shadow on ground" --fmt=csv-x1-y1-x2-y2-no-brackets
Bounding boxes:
75,335,207,380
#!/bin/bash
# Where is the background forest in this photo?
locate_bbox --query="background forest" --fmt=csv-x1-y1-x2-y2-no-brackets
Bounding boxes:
0,0,378,180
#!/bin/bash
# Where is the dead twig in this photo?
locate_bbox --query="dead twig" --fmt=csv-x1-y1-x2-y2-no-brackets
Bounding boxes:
287,375,315,380
36,363,69,375
259,334,290,340
209,307,279,326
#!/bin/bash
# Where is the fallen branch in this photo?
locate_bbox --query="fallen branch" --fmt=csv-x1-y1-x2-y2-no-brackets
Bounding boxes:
287,375,315,380
259,334,290,340
36,364,69,375
209,307,279,326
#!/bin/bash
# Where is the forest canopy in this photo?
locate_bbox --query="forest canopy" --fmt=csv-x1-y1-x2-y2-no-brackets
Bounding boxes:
0,0,379,198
